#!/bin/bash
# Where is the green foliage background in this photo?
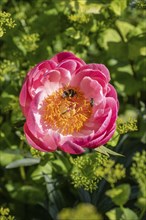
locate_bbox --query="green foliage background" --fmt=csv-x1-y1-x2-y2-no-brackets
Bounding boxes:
0,0,146,219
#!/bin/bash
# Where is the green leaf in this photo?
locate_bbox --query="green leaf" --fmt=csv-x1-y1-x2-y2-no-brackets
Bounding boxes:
43,173,65,219
106,207,138,220
107,131,120,147
115,20,134,41
11,185,45,204
107,42,128,61
98,29,121,50
31,163,52,181
6,158,40,169
0,150,22,166
52,159,68,174
106,208,122,220
95,146,124,157
110,0,127,16
106,184,131,206
128,35,146,60
136,197,146,210
115,72,142,95
65,27,80,39
122,208,139,220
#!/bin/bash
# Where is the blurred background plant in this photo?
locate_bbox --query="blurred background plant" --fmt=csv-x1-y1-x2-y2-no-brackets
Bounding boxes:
0,0,146,219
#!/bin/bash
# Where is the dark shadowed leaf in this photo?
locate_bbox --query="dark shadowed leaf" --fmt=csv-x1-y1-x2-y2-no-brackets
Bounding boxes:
11,185,45,204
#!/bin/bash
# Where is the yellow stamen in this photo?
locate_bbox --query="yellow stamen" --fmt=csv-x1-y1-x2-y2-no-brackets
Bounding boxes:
40,87,92,135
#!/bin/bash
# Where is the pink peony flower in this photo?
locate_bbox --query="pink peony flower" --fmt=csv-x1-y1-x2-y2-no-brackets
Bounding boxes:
19,52,119,154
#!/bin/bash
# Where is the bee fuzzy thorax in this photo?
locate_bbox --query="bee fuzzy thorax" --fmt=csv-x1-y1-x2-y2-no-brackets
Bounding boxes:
62,89,77,98
90,98,94,107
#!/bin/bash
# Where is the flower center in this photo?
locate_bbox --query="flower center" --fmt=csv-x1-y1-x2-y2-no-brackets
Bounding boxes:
40,87,92,135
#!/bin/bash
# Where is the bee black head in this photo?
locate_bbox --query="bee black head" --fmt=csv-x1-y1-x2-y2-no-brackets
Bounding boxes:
62,89,77,98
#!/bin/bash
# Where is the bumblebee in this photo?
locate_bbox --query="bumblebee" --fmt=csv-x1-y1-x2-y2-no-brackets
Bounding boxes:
62,89,77,98
90,98,94,107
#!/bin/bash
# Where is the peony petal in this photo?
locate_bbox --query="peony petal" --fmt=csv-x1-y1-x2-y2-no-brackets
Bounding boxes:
25,123,59,152
51,51,85,66
107,84,118,99
19,80,32,116
19,52,118,154
43,80,60,95
74,64,110,82
24,123,49,152
70,68,108,88
59,141,85,154
56,67,71,85
48,70,61,82
95,125,116,147
59,60,77,74
73,130,95,147
94,108,112,135
80,76,104,105
38,60,57,71
107,84,119,109
86,131,107,148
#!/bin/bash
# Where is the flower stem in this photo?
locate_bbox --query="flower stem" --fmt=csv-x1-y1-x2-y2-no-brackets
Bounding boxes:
139,208,146,220
20,166,26,180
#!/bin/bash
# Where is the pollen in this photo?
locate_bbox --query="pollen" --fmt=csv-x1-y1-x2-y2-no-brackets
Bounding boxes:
40,87,92,135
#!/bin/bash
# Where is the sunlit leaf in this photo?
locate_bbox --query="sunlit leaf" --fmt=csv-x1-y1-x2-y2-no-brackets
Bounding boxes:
98,29,121,50
106,207,138,220
110,0,127,16
122,208,139,220
95,146,124,157
106,208,122,220
106,184,131,206
0,150,22,166
115,20,134,41
136,197,146,210
107,131,120,147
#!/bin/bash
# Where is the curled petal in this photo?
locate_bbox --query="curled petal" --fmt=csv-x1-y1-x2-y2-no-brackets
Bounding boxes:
70,68,108,88
59,141,85,154
80,76,104,105
59,60,78,74
24,124,50,152
75,64,110,82
19,80,32,116
51,51,86,66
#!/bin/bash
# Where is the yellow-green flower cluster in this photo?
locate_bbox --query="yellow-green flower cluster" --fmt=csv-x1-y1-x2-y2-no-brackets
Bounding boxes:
30,148,45,158
117,118,138,134
96,160,126,187
136,0,146,9
68,13,90,24
57,203,103,220
21,33,40,52
131,150,146,197
67,0,91,24
71,173,98,192
70,153,107,192
13,33,40,55
0,60,18,82
0,207,15,220
71,152,126,192
0,11,16,37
